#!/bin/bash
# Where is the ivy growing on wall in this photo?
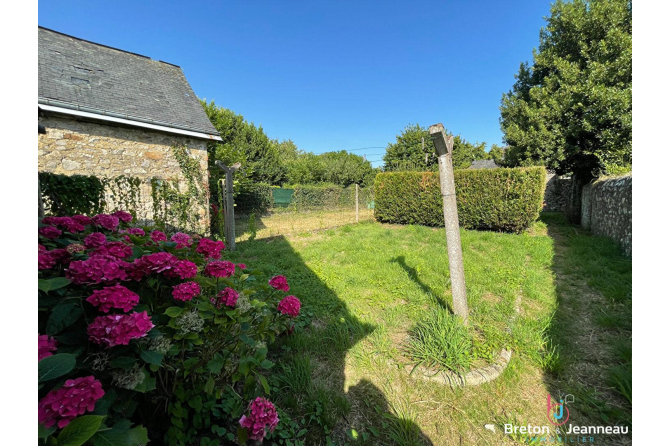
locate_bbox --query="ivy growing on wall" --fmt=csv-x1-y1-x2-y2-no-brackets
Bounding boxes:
39,145,207,232
150,145,207,233
39,172,106,216
38,173,142,217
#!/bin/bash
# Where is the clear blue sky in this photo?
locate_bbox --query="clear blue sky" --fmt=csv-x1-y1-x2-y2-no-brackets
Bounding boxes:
38,0,552,167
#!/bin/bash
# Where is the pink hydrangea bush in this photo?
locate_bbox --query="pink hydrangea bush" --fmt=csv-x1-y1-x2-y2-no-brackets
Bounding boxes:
87,311,154,347
239,397,280,441
38,334,58,360
170,232,193,248
269,275,290,292
277,295,302,318
66,254,129,284
204,260,235,278
93,214,120,231
38,376,105,428
86,285,139,313
172,282,201,301
196,238,226,259
211,287,239,308
38,210,304,444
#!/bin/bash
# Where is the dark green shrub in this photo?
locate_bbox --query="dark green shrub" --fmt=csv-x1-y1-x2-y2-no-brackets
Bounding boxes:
235,182,273,215
373,167,546,232
39,172,106,216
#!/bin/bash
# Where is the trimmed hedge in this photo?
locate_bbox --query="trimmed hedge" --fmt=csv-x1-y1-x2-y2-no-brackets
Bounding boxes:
373,167,546,232
289,184,357,209
235,182,274,214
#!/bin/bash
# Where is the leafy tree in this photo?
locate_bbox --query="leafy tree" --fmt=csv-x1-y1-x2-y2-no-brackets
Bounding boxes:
285,152,326,185
201,101,376,189
383,124,489,171
319,151,376,186
499,0,632,179
488,144,506,166
201,100,286,186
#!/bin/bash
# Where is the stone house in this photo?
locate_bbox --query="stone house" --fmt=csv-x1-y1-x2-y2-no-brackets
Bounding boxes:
38,26,221,232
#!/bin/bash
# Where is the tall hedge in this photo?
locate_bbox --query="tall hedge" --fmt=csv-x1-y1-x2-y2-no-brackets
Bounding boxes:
373,167,546,232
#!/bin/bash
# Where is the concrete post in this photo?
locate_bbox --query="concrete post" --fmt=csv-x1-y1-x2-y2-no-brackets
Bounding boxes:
215,161,241,251
429,123,469,325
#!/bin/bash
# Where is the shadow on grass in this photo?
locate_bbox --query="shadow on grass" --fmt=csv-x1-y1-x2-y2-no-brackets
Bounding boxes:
228,236,434,445
390,256,449,310
541,212,632,443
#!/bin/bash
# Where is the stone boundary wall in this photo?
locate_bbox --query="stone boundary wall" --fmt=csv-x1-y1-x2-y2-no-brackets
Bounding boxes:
38,115,210,233
543,172,572,212
581,174,632,256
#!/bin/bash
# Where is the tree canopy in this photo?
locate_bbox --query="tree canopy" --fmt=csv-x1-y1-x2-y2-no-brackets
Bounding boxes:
382,124,489,171
499,0,632,177
201,100,377,188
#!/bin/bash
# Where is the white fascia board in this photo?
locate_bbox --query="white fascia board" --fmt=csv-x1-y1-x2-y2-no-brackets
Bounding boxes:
39,104,223,141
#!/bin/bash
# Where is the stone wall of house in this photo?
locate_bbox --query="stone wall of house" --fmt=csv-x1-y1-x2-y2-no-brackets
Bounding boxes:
581,174,632,257
38,115,210,233
543,172,572,212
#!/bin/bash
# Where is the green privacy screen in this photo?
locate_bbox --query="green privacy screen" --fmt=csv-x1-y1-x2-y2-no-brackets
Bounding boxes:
272,188,294,208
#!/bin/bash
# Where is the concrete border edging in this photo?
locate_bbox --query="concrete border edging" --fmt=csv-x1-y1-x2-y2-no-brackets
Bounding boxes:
405,295,521,387
405,348,512,387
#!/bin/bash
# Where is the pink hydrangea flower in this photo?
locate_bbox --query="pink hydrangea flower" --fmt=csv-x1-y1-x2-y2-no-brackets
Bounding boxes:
91,241,133,259
237,263,247,270
204,260,235,278
93,214,120,231
71,215,94,227
171,232,193,249
211,287,239,308
87,311,154,347
196,238,226,259
150,230,167,243
39,249,71,270
39,226,62,239
172,282,201,301
38,251,56,270
127,252,178,280
123,227,145,236
239,397,279,441
111,210,133,223
86,285,139,313
38,334,58,360
42,217,86,233
164,260,198,279
38,376,105,429
277,295,301,317
84,232,107,249
66,255,129,284
269,275,289,292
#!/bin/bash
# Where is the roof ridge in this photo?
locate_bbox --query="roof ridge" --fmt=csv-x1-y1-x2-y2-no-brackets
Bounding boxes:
38,26,181,68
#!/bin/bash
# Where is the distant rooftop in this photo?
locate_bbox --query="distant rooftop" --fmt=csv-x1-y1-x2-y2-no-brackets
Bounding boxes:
469,159,499,169
38,27,220,138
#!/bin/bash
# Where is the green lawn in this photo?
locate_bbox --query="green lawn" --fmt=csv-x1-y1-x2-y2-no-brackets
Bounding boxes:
224,213,632,445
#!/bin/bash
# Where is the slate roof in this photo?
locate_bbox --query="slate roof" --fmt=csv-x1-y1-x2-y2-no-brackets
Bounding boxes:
38,27,220,138
468,159,499,169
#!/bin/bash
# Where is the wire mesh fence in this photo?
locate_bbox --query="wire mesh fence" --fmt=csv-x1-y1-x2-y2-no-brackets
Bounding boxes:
230,185,375,241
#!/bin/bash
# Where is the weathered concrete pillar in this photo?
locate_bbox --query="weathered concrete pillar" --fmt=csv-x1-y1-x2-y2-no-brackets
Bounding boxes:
429,123,469,325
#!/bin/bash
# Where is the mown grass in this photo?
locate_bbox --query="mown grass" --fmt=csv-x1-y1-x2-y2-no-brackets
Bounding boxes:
223,214,631,445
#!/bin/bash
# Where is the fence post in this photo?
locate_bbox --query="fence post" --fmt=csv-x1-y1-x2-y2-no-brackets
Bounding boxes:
355,184,359,223
215,161,241,251
429,123,469,325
